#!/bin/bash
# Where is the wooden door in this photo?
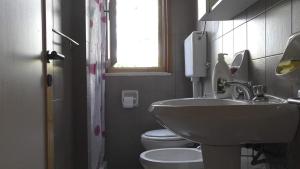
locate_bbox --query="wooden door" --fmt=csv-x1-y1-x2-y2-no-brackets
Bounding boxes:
42,0,55,169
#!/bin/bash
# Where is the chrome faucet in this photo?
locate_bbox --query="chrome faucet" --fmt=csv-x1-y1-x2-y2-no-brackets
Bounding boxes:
224,81,254,100
217,78,267,101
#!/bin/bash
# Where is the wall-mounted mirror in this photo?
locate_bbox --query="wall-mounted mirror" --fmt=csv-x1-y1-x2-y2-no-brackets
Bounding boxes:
199,0,259,21
198,0,221,20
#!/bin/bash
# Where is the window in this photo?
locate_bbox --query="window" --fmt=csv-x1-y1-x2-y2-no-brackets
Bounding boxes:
197,0,207,20
107,0,171,72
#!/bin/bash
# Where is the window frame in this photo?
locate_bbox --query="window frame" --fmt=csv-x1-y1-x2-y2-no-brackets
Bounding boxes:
106,0,172,73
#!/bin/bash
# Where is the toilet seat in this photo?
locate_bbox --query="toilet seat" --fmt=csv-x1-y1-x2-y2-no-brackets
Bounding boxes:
140,148,204,169
142,129,185,141
141,129,192,150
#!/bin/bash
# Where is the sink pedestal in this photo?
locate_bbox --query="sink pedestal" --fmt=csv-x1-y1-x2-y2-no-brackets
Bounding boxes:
202,145,241,169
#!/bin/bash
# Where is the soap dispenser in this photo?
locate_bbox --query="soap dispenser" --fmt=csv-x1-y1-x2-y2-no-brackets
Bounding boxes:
212,53,232,99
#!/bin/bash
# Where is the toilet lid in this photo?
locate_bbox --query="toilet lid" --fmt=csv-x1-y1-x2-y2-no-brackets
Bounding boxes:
143,129,184,140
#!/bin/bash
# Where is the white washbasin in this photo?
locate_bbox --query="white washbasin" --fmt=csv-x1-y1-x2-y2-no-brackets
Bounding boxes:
149,96,299,169
149,96,299,146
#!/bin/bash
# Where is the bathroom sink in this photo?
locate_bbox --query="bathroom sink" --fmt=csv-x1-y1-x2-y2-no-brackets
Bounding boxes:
149,96,299,146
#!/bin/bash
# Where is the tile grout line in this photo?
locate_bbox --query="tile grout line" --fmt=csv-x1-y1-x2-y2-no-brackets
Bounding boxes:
264,0,267,88
246,15,248,52
291,0,293,34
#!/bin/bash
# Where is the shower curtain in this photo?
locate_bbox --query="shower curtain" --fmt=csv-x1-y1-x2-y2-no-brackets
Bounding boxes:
87,0,107,169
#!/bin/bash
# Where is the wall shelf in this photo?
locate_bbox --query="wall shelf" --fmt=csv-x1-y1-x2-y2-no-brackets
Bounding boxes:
200,0,259,21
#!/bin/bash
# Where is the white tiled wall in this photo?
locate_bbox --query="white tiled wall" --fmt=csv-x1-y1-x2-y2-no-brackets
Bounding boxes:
200,0,300,168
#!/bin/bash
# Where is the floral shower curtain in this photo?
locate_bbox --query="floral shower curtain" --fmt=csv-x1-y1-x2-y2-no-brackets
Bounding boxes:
87,0,107,169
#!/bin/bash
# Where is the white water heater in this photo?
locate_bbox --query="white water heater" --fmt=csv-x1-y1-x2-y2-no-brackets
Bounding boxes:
184,31,207,78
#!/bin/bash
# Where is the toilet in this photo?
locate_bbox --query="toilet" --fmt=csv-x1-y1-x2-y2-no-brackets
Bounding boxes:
139,31,206,169
140,129,204,169
141,129,192,150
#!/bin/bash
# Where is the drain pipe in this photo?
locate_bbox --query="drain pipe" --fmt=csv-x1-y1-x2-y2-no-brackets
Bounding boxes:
191,77,202,98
